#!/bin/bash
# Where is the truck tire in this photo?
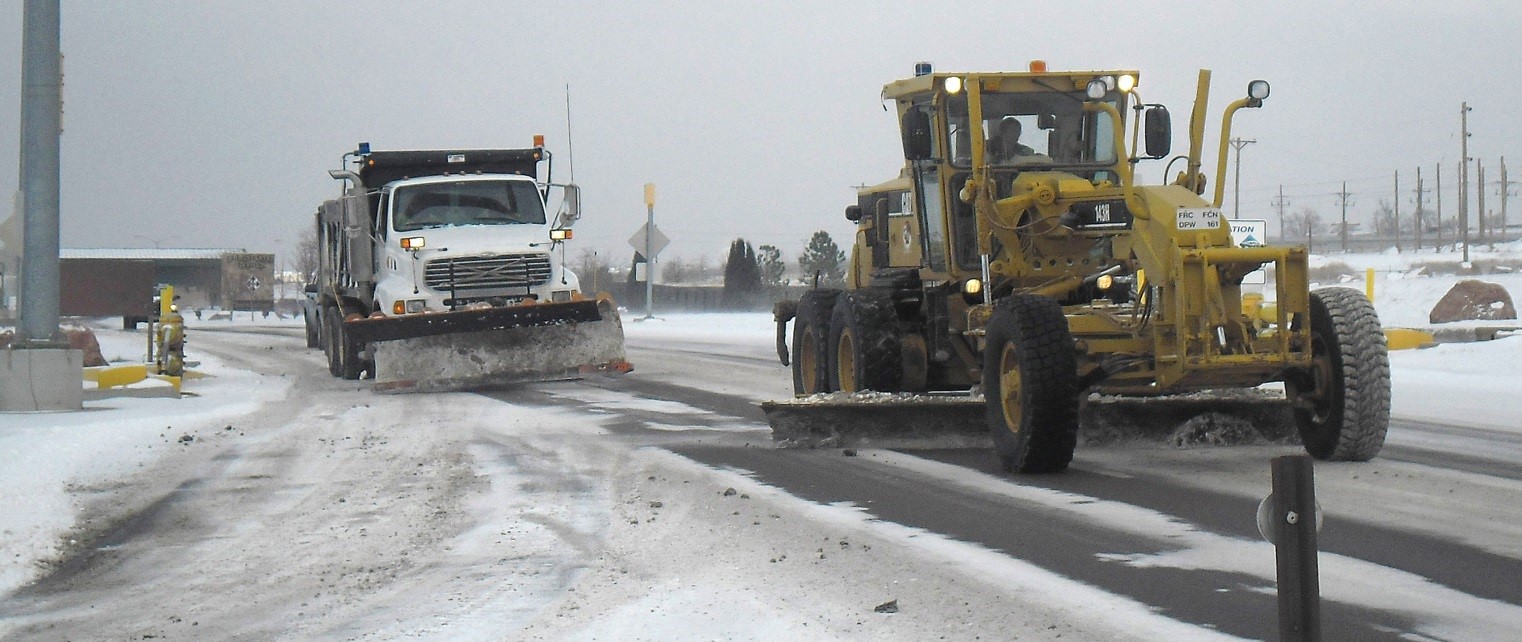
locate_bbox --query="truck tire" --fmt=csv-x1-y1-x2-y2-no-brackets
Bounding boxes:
336,314,365,381
304,309,320,348
323,308,343,377
1287,287,1389,461
982,294,1080,473
791,289,841,395
828,290,902,393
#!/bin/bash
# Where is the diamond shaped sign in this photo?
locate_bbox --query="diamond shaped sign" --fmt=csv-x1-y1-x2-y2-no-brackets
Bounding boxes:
628,223,670,259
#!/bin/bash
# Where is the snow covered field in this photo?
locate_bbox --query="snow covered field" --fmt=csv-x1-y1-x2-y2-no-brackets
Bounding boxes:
2,244,1521,639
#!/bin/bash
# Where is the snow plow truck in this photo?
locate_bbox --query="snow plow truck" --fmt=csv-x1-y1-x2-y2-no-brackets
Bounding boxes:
311,141,628,393
769,63,1390,472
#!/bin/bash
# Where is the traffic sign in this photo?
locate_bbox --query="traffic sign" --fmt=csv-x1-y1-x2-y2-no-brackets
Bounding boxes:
628,223,670,259
1231,219,1268,247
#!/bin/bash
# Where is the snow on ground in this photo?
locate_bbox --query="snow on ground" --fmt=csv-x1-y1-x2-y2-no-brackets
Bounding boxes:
3,244,1521,637
0,322,290,595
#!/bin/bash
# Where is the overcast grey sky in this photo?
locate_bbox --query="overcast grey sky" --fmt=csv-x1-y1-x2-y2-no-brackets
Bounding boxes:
2,1,1519,270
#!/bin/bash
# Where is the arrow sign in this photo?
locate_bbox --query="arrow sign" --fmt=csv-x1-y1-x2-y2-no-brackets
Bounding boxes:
628,223,670,259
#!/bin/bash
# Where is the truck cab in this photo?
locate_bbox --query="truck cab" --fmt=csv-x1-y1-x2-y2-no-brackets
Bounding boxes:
373,173,581,316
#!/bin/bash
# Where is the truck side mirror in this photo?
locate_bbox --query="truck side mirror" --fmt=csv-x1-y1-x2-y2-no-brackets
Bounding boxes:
555,183,582,228
845,205,863,222
1143,105,1171,159
902,109,933,161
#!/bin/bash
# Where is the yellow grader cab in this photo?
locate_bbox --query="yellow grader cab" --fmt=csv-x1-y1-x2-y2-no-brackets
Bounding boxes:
769,63,1390,473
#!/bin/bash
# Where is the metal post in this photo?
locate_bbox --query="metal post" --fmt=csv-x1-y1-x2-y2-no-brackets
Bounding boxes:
16,0,63,346
1273,455,1322,641
1461,103,1472,263
643,183,655,319
1230,137,1256,220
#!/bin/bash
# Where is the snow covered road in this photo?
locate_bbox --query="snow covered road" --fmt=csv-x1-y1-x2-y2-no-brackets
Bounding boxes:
2,307,1521,640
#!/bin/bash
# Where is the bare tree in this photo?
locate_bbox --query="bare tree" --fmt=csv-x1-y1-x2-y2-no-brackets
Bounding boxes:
573,248,613,293
1283,206,1324,251
295,228,320,285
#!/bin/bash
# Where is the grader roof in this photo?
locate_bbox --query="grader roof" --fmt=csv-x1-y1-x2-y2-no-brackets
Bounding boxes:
881,69,1142,101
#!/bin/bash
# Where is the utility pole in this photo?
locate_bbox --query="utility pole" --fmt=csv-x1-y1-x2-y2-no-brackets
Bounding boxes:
1461,103,1472,263
1502,157,1512,244
1335,182,1353,253
1477,160,1487,247
1413,167,1428,252
4,0,81,412
1230,137,1256,220
1436,164,1443,248
1393,171,1402,252
1273,185,1290,242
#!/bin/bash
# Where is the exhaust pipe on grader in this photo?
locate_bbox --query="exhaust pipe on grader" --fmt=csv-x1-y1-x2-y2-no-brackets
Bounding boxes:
768,63,1389,472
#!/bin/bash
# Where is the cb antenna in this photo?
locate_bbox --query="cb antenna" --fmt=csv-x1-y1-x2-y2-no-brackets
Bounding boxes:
564,83,575,182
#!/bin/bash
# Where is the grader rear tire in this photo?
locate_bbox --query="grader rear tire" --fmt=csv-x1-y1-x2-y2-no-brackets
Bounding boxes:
828,290,902,393
1287,287,1390,461
791,290,840,395
982,294,1080,473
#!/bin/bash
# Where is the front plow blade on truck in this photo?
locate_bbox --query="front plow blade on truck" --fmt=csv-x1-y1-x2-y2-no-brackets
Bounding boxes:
345,298,630,394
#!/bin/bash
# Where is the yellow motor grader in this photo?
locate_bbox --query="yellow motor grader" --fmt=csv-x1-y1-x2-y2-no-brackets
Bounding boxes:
770,62,1389,473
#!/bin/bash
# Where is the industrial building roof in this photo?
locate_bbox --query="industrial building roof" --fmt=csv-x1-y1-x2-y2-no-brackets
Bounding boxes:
60,248,250,261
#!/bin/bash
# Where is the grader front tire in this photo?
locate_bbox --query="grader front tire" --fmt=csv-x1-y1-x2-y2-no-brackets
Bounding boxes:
982,294,1080,473
791,290,840,395
828,290,902,393
1287,287,1390,461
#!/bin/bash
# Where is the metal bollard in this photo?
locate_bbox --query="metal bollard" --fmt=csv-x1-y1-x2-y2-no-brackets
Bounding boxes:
1268,455,1322,641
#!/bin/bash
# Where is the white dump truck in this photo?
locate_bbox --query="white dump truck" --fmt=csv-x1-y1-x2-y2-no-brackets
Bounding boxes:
310,142,627,392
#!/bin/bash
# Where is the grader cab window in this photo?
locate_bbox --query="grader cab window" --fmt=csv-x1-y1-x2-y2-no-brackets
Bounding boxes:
945,92,1121,171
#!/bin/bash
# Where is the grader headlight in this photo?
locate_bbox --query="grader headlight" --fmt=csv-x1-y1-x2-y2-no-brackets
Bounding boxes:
1085,79,1108,100
1117,74,1137,93
943,76,964,94
1248,80,1271,100
963,278,982,296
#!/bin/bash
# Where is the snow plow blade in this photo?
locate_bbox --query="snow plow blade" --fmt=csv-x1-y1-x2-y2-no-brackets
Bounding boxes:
346,298,630,394
763,391,1298,449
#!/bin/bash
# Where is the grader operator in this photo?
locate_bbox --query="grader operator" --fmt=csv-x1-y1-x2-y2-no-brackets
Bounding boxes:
770,62,1389,473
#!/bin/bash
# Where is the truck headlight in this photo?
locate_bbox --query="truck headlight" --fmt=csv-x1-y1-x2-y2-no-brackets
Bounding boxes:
550,229,572,241
406,299,426,313
400,236,426,250
552,290,572,302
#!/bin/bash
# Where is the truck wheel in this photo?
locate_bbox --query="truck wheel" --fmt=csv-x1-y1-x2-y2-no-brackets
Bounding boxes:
1286,287,1390,461
791,289,840,395
304,310,320,348
336,315,365,380
829,290,902,393
322,308,343,377
982,294,1080,473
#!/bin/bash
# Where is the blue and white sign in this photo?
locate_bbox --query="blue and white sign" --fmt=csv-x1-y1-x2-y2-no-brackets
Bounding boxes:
1230,219,1269,285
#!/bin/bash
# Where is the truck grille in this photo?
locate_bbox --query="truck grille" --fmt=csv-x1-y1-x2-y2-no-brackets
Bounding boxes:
424,253,552,291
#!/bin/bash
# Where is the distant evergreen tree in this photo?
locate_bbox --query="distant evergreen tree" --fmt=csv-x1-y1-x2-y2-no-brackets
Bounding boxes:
797,231,846,286
757,244,786,286
722,238,763,309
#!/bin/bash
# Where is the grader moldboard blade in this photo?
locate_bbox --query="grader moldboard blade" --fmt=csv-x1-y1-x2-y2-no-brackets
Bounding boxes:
346,298,630,394
762,389,1299,450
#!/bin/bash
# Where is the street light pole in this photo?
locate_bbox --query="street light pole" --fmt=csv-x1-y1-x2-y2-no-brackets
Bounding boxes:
1230,137,1257,220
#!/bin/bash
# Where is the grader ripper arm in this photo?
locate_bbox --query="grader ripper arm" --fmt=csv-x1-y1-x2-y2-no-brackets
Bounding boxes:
768,63,1390,472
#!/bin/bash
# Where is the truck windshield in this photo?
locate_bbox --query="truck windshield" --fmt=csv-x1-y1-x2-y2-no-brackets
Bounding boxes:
392,180,545,232
946,92,1120,170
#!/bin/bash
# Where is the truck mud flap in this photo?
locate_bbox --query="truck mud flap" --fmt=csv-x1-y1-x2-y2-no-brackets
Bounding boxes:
762,390,1297,450
358,299,630,394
